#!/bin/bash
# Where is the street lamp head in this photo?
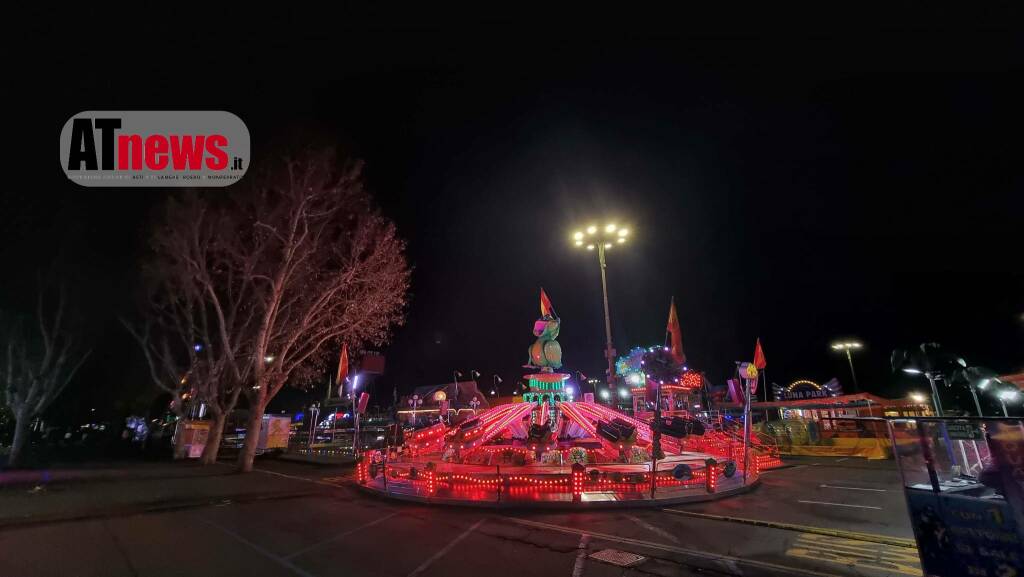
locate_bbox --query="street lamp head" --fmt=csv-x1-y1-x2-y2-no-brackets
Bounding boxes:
909,392,927,403
903,367,922,375
586,244,595,250
605,223,617,233
616,237,626,244
586,225,597,234
574,239,584,246
998,389,1020,401
618,228,629,237
600,389,610,400
573,231,584,240
604,243,612,249
978,378,991,390
831,341,863,351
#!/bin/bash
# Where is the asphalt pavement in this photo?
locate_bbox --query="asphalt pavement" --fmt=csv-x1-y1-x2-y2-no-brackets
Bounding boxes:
0,456,922,577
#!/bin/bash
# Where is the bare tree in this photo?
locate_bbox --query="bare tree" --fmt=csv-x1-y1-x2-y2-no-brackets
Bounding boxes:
126,193,253,462
147,149,410,472
2,283,90,467
230,150,409,471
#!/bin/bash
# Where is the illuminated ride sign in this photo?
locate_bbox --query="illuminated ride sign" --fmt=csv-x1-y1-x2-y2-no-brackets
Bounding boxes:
772,378,843,401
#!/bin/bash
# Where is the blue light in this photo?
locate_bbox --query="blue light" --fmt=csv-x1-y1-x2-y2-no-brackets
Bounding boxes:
193,343,203,352
294,412,304,422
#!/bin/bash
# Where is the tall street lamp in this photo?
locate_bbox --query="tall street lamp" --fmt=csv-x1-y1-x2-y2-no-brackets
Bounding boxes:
903,368,945,416
830,341,862,393
968,378,992,417
572,222,631,395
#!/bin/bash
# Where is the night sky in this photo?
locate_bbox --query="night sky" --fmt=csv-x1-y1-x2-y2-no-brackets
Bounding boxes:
8,8,1023,420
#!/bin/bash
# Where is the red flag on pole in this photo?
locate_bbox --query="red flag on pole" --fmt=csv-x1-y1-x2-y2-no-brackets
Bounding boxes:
666,297,686,364
540,288,556,318
753,338,767,369
336,344,349,386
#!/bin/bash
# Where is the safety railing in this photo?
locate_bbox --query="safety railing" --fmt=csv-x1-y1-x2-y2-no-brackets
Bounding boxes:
360,448,759,504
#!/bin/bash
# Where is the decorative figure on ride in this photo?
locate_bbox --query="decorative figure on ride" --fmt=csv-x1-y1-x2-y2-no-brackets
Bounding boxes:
527,288,562,371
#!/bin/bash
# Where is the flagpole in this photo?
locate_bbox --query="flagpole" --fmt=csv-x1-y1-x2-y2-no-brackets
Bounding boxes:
763,369,770,422
664,296,673,347
743,373,751,485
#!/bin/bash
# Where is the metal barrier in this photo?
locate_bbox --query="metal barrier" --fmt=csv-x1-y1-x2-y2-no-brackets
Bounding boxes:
885,416,1023,577
363,450,754,505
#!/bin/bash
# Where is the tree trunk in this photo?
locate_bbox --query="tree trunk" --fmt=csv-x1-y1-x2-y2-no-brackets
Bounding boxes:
8,410,31,468
237,403,265,473
200,411,226,465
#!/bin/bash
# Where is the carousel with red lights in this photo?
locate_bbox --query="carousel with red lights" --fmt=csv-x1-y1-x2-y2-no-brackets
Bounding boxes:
356,291,782,507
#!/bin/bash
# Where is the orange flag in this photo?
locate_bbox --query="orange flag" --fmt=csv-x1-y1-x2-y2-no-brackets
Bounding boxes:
666,297,686,364
754,338,767,369
336,344,349,385
540,288,556,318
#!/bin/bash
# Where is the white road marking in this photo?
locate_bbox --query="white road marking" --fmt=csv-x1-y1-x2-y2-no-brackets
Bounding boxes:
285,512,400,559
255,467,345,488
571,534,590,577
820,484,886,492
201,518,318,577
502,517,838,577
624,514,680,544
837,458,849,462
407,519,485,577
798,500,882,510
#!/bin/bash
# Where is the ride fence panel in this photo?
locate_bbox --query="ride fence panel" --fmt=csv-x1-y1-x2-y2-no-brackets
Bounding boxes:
364,453,744,504
889,417,1023,577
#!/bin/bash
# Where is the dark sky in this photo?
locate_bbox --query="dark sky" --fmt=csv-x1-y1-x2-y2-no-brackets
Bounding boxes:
8,8,1023,419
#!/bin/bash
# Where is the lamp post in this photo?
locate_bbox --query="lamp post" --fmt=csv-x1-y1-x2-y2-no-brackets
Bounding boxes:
408,394,422,426
307,402,320,448
830,341,862,393
968,378,991,417
903,368,944,416
452,370,463,400
572,222,630,395
997,390,1019,417
351,374,361,454
491,374,502,396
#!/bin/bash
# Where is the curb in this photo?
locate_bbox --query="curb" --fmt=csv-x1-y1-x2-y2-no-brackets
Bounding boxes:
661,509,917,548
276,454,357,467
0,490,321,531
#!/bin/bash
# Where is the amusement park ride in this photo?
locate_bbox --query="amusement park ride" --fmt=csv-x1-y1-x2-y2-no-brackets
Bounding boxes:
358,291,782,506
